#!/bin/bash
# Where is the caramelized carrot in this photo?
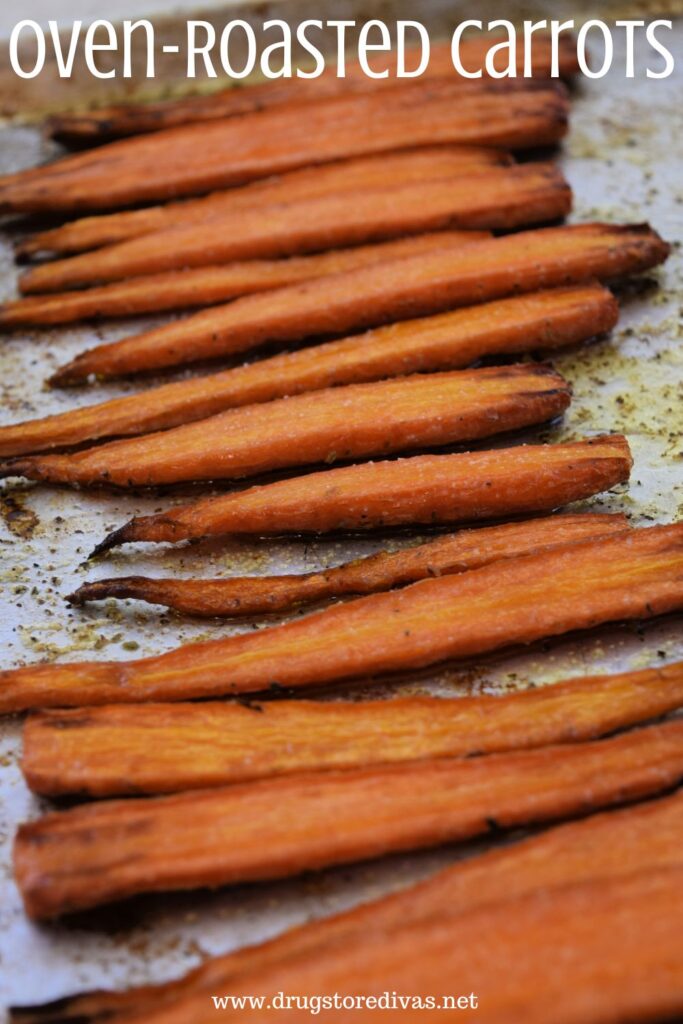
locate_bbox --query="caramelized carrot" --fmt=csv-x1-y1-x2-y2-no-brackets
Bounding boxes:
0,284,617,457
19,164,571,293
0,365,571,488
11,790,683,1024
13,720,683,919
46,35,580,144
48,224,668,386
9,520,683,716
92,435,631,550
23,659,683,797
6,233,491,326
69,513,627,617
16,148,508,258
84,868,683,1024
0,82,569,214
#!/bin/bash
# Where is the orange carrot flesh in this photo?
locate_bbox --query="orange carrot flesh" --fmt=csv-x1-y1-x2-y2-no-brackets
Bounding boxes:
94,435,631,549
45,36,580,144
0,284,617,458
47,224,668,386
18,164,571,293
12,791,683,1024
0,365,572,489
99,867,683,1024
4,232,489,325
0,82,569,214
16,148,508,258
12,720,683,919
21,660,682,797
8,519,683,716
69,512,628,617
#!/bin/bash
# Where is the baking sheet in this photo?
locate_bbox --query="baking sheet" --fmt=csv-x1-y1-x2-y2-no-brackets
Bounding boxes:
1,21,682,1019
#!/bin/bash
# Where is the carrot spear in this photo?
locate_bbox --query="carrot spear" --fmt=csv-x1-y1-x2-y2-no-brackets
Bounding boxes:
13,720,683,919
46,35,580,144
10,790,683,1024
47,224,668,386
16,148,508,258
69,512,627,617
18,164,571,293
0,365,572,488
90,435,631,551
22,659,681,797
0,81,569,214
0,283,616,458
8,519,683,717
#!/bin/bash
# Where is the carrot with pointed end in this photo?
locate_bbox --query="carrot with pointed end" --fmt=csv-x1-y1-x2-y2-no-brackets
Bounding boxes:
48,224,668,386
23,659,683,798
0,81,569,215
10,521,683,717
13,719,683,920
0,366,572,489
16,148,508,258
6,233,490,326
71,512,628,616
70,512,628,618
11,789,683,1024
92,435,630,550
45,36,579,144
0,284,617,458
19,164,571,293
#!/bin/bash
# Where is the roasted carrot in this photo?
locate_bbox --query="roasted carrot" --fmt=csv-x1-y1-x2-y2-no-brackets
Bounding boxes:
19,165,571,294
0,366,572,489
0,284,617,457
70,512,628,617
48,224,667,386
9,519,683,716
13,719,683,920
6,233,491,326
16,148,508,258
65,868,683,1024
22,659,683,797
0,82,569,214
46,35,580,144
91,435,631,550
12,792,683,1024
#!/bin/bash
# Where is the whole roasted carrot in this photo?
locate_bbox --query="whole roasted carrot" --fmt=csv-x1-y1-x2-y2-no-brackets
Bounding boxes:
13,792,683,1024
0,82,569,214
4,232,491,326
8,520,683,716
0,284,617,457
48,224,667,386
0,366,572,488
13,720,683,919
19,164,571,294
92,435,630,550
22,660,682,797
69,512,627,617
46,35,580,144
16,148,508,258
